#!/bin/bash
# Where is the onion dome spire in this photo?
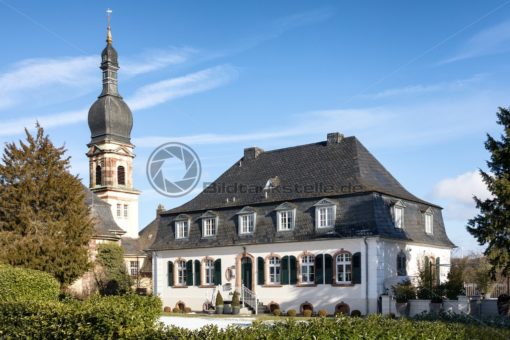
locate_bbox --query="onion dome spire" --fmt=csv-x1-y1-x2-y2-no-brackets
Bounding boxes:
87,9,133,145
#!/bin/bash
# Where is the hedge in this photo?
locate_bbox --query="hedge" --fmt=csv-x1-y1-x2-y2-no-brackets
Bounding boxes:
147,316,510,340
2,300,509,339
0,294,162,339
0,264,60,302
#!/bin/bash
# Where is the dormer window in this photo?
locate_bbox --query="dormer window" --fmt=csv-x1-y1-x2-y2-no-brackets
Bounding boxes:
392,200,405,229
424,209,433,234
314,199,336,229
203,218,217,237
200,211,218,238
175,215,190,239
275,202,296,231
240,214,255,234
278,210,294,230
237,207,256,235
176,221,189,239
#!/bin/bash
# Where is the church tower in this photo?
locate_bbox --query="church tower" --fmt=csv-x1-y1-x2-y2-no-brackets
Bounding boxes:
87,15,140,238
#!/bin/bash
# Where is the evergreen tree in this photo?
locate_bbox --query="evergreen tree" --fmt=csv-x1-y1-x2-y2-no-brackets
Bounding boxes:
468,108,510,277
95,243,133,295
0,124,94,287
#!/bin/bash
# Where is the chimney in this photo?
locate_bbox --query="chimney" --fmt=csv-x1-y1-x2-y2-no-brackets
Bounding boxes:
156,204,165,216
244,147,264,160
326,132,344,145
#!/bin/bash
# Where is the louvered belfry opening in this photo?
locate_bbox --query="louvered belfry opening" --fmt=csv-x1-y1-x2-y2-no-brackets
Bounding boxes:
117,165,126,186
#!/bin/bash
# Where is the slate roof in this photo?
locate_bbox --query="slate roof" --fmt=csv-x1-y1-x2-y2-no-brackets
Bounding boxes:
166,136,436,215
84,187,124,239
150,134,454,251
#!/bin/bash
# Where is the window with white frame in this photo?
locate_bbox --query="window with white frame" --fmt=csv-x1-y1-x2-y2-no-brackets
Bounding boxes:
203,218,217,237
277,210,294,231
116,203,121,218
175,220,189,239
425,212,433,234
177,260,186,286
268,256,281,284
394,205,404,229
123,204,128,218
204,259,214,285
301,255,315,284
239,213,255,234
130,260,139,277
336,253,352,284
317,206,335,228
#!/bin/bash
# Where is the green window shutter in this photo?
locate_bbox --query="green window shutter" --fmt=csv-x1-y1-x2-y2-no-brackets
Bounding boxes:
325,254,333,284
167,261,174,286
257,257,265,285
435,257,440,286
289,256,297,284
194,260,201,286
315,254,324,284
281,256,289,285
352,252,361,284
213,259,222,285
186,260,193,286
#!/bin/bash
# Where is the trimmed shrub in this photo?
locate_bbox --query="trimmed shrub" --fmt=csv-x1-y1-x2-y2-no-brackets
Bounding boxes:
287,309,297,317
173,307,181,313
351,310,362,317
232,291,240,307
184,307,192,313
0,294,162,338
0,265,59,302
318,309,328,317
215,292,224,306
163,306,172,313
273,308,281,316
303,309,313,317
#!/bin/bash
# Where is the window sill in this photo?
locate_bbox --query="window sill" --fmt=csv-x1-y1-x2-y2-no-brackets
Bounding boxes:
199,285,216,288
262,284,283,288
171,285,188,288
296,283,317,287
332,283,355,287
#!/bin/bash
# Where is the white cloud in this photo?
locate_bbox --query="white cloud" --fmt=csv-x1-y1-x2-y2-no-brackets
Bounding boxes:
133,107,389,147
122,47,195,76
0,47,194,111
0,109,87,137
0,56,97,110
432,171,491,221
127,65,238,111
441,20,510,64
361,74,486,99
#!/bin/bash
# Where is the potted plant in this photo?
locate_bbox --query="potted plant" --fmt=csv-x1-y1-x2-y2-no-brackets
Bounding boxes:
215,291,224,314
232,291,240,315
223,301,232,314
392,280,415,317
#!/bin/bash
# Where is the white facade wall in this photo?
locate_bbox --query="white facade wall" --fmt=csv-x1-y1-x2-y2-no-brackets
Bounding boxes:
153,238,451,315
154,238,376,315
376,241,451,292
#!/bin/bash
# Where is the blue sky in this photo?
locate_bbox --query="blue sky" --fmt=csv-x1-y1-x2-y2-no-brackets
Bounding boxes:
1,0,508,255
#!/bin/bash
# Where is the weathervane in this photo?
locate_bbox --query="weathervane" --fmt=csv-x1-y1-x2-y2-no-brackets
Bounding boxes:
106,8,113,44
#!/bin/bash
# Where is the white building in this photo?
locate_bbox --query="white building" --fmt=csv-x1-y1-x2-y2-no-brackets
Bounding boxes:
149,133,454,314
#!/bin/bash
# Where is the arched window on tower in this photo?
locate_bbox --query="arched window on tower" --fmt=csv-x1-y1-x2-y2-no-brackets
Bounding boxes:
95,165,102,186
117,166,126,186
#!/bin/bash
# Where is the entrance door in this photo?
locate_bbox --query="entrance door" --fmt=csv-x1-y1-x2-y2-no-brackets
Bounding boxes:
241,257,252,290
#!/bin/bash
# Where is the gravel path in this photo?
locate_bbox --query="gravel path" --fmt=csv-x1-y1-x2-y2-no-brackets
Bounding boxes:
159,315,255,331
